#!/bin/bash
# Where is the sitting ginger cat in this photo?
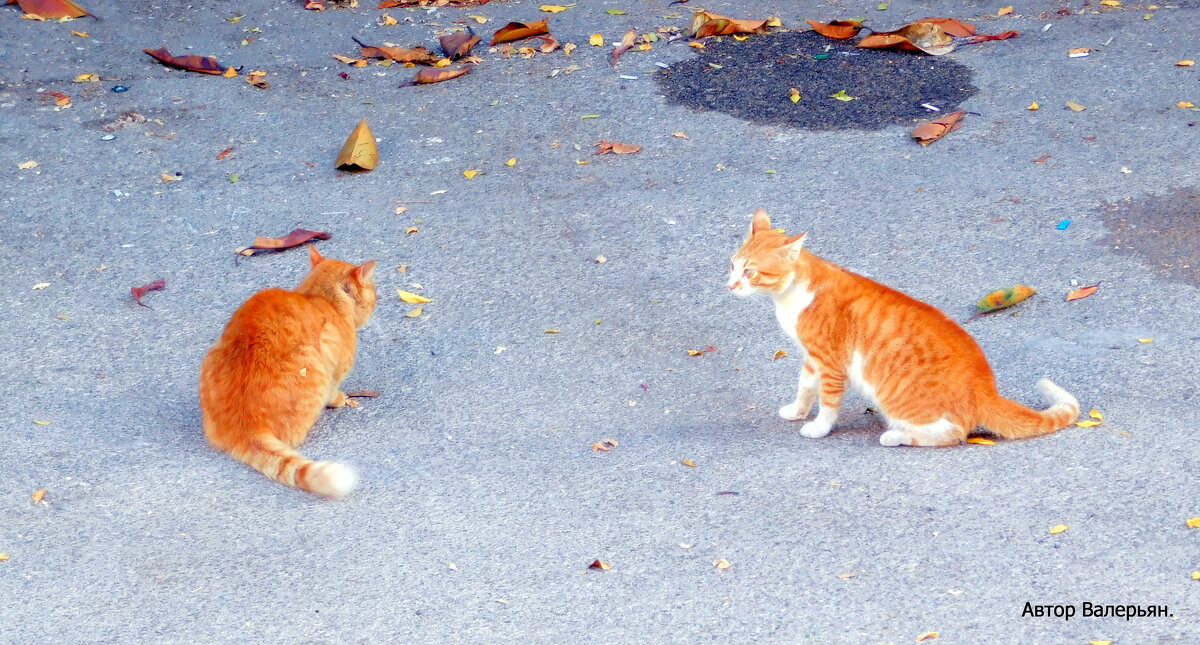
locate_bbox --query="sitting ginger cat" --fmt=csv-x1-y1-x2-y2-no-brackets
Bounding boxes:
200,246,377,496
728,209,1078,447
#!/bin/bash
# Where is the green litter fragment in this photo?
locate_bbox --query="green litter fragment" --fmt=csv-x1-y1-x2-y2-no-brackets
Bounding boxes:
489,100,500,106
830,89,855,101
764,169,777,174
580,114,601,119
229,174,240,183
813,53,831,60
877,3,889,10
605,9,626,15
708,63,724,69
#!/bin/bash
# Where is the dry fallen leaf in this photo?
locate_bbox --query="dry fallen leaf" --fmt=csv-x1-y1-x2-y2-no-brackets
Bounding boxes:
400,65,474,86
240,230,331,256
405,306,423,318
858,21,954,55
997,5,1014,16
789,87,800,103
490,19,550,45
439,30,482,60
353,38,439,64
144,47,229,74
837,572,857,579
39,91,71,108
31,282,50,290
335,119,378,171
18,160,39,170
1177,60,1196,67
690,11,770,38
15,0,96,20
397,289,431,304
611,28,636,65
713,558,732,570
131,279,166,307
1066,284,1099,301
588,559,612,570
1178,101,1196,109
379,12,397,26
31,488,46,503
672,131,688,139
911,110,966,146
1049,524,1069,534
1068,47,1091,57
463,169,480,179
1066,101,1087,112
73,73,99,83
1075,419,1102,428
595,140,641,155
1028,101,1039,110
969,285,1036,319
772,350,787,361
916,633,940,642
592,438,619,451
0,554,8,562
965,437,997,445
681,459,697,467
805,19,864,40
1185,516,1200,529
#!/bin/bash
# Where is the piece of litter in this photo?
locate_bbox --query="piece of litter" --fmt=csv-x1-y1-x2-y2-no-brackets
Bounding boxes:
655,62,669,69
619,74,638,80
1068,48,1090,58
1042,24,1052,31
1056,219,1070,230
921,103,940,112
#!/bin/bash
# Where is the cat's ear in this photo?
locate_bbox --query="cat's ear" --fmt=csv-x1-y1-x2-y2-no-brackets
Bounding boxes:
352,260,377,285
782,232,808,261
308,244,325,268
750,209,772,235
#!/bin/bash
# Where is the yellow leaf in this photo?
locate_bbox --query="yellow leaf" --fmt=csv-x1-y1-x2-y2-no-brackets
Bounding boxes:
916,633,939,642
592,438,618,451
397,289,431,304
18,161,39,170
161,173,181,183
713,559,731,570
1178,101,1196,109
1028,101,1039,110
789,88,800,103
463,169,479,179
405,306,423,318
688,41,705,49
1100,0,1120,5
837,572,857,579
766,16,782,27
1068,47,1090,57
733,34,750,41
23,13,46,20
575,159,590,165
33,420,51,426
0,553,9,562
1138,338,1152,343
335,118,378,171
672,131,688,139
563,42,577,56
1186,516,1200,528
405,226,419,236
998,5,1014,15
223,66,238,77
468,15,487,24
544,329,560,334
74,73,99,82
380,12,397,25
589,33,604,47
1191,571,1200,580
830,89,855,101
434,58,452,68
1089,409,1103,420
1177,60,1196,67
772,350,787,361
1049,524,1069,534
966,437,997,445
540,4,571,12
505,157,517,166
682,459,696,467
686,349,702,356
1075,420,1102,428
31,282,50,290
1066,101,1087,112
71,30,88,37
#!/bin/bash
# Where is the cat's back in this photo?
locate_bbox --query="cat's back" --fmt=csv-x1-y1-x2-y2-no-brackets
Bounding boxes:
207,288,330,361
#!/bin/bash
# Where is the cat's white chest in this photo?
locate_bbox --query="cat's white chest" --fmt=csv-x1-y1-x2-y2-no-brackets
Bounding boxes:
773,284,815,350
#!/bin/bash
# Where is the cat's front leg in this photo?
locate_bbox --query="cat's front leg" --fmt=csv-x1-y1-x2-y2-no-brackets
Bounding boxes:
779,360,820,421
326,390,349,408
800,368,845,438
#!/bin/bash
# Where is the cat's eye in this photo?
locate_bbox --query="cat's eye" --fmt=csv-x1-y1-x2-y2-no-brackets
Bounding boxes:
744,269,759,280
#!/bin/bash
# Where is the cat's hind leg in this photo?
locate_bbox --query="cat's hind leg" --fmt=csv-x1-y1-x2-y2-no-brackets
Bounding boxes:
879,418,963,447
800,366,846,438
779,359,820,421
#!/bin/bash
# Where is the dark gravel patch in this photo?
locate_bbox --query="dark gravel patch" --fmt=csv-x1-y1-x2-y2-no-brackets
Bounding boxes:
657,31,977,131
1098,188,1200,286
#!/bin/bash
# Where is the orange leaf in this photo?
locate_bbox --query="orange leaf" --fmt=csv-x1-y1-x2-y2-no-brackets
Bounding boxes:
689,11,769,38
611,28,636,66
966,30,1020,44
537,34,560,54
595,140,641,155
917,17,976,37
15,0,95,20
144,47,229,75
588,559,612,570
439,30,482,60
335,119,378,170
911,110,965,146
246,230,331,255
352,38,439,64
1066,284,1099,301
400,64,475,86
591,438,618,451
805,19,863,40
858,21,954,55
490,19,550,45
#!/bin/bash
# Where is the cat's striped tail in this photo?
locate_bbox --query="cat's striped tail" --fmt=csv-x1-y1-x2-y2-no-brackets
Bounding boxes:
979,379,1080,440
231,436,357,498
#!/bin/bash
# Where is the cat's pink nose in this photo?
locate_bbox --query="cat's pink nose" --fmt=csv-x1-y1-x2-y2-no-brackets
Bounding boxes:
728,284,737,291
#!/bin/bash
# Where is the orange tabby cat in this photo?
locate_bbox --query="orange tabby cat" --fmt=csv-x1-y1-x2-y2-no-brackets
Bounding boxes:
199,246,377,496
729,209,1078,447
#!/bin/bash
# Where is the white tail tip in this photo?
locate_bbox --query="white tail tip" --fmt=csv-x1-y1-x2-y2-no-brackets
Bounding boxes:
307,461,357,499
1037,378,1079,413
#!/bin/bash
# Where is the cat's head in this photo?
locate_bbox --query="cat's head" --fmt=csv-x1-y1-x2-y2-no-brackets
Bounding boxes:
307,245,378,328
728,209,807,298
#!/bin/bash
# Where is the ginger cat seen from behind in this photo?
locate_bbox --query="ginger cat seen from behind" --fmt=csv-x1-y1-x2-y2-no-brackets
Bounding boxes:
200,246,377,497
728,210,1078,447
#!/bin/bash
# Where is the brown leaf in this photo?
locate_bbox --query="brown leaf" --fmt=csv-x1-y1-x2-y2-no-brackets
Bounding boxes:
916,17,976,37
346,390,381,398
537,34,560,54
611,28,636,65
1066,284,1099,301
594,140,641,155
245,70,269,89
805,19,863,40
689,11,769,39
588,559,612,570
401,64,474,86
911,110,965,146
352,37,439,64
966,30,1020,44
244,230,331,255
335,118,378,170
440,30,482,59
592,438,619,452
304,0,323,9
131,279,166,307
31,488,46,503
858,22,955,55
144,47,229,75
39,91,71,108
15,0,95,20
216,147,233,160
490,19,550,45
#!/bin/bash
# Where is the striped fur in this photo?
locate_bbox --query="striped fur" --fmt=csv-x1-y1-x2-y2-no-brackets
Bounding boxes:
729,210,1079,447
199,246,376,496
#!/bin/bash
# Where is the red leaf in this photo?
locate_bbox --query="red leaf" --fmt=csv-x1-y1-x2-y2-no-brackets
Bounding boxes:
144,47,228,75
216,147,233,161
242,229,331,255
805,19,863,40
611,28,636,66
965,30,1020,44
16,0,96,20
131,279,166,308
911,110,966,146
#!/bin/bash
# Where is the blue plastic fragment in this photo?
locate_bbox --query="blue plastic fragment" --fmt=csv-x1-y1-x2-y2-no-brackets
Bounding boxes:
1056,219,1070,230
112,85,129,93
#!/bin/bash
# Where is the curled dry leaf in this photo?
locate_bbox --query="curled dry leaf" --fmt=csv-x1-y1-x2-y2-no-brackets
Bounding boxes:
588,560,612,570
241,230,331,256
965,285,1036,322
401,64,474,86
689,11,770,38
31,488,46,503
858,22,954,55
245,70,269,89
397,289,431,304
591,438,619,451
537,34,560,54
594,140,641,154
966,30,1019,44
39,91,71,108
917,17,975,37
406,306,423,318
911,110,965,146
681,459,697,467
772,350,787,360
611,28,636,65
346,390,381,398
713,558,732,570
805,19,863,40
965,437,997,445
440,29,482,60
131,279,166,307
352,37,439,64
15,0,96,20
335,118,378,171
490,19,550,45
144,47,229,74
1049,524,1068,534
916,633,940,642
1066,284,1099,301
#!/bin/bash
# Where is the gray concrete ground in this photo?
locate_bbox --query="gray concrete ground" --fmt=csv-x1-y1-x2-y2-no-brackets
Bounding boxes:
2,0,1198,643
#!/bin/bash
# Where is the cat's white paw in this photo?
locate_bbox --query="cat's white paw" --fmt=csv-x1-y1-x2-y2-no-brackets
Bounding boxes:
778,402,809,421
879,430,907,447
800,420,832,438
